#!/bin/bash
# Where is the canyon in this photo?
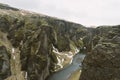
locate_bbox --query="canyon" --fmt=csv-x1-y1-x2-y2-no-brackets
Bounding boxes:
0,3,120,80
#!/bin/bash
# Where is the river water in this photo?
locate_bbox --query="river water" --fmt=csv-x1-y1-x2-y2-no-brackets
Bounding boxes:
47,53,85,80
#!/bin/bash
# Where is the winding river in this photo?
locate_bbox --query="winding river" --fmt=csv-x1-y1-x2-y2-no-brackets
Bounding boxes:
47,53,85,80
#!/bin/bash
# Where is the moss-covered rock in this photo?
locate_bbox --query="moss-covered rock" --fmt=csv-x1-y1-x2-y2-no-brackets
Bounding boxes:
0,3,87,80
0,46,11,80
80,26,120,80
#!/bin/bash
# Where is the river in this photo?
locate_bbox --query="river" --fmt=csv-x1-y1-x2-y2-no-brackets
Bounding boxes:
47,53,85,80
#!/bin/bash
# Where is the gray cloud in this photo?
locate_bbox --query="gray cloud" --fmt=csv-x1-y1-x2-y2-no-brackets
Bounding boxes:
0,0,120,26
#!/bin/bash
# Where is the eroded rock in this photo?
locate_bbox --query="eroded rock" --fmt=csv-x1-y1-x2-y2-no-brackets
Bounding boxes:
80,26,120,80
0,46,10,80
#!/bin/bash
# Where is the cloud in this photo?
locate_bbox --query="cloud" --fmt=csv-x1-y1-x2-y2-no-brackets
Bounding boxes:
0,0,120,26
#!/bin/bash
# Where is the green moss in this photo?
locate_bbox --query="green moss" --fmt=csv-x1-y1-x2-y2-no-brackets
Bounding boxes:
40,19,49,26
49,52,58,72
70,40,76,52
15,28,24,40
57,36,70,52
50,52,58,63
93,35,101,46
25,22,36,30
0,42,2,46
76,39,83,48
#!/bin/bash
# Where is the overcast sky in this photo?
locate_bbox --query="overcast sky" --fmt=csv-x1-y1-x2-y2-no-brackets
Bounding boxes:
0,0,120,26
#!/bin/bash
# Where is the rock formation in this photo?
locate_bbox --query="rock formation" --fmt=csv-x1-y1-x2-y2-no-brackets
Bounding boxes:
0,3,87,80
0,3,120,80
80,26,120,80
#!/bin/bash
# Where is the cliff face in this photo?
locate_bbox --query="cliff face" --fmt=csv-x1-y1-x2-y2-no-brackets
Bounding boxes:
80,26,120,80
0,3,87,80
1,3,120,80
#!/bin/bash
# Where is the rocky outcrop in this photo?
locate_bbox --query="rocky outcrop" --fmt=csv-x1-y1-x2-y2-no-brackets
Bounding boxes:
0,3,87,80
80,43,120,80
1,3,120,80
0,46,10,80
80,26,120,80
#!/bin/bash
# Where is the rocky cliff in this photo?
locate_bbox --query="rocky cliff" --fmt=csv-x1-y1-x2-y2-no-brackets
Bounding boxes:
0,3,88,80
80,26,120,80
0,3,120,80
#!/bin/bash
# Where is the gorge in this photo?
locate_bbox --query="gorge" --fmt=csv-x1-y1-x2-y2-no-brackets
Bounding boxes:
0,3,120,80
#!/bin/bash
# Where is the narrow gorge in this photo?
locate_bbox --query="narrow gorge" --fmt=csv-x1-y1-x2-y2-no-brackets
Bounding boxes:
0,3,120,80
